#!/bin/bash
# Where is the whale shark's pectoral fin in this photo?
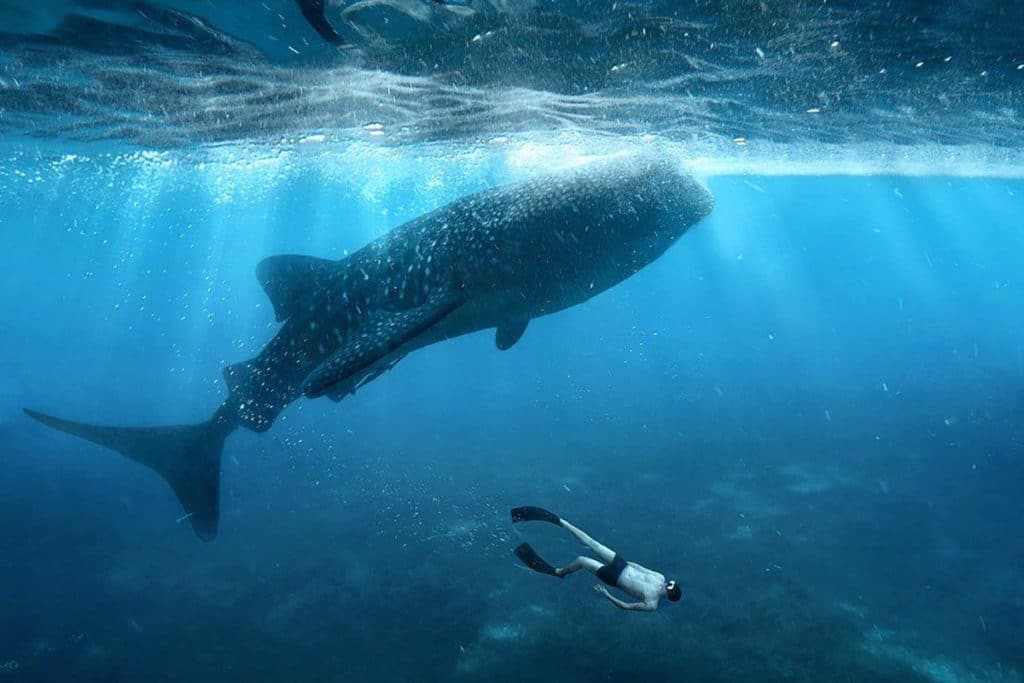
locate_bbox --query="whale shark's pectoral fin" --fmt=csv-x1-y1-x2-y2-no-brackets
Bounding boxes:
323,355,406,402
495,321,529,350
257,254,340,322
303,291,464,398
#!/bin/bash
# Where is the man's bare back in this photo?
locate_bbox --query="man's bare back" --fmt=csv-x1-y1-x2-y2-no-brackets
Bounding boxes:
510,506,681,611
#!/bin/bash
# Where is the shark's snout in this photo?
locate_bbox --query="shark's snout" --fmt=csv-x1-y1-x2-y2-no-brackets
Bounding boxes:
656,164,715,229
628,156,714,228
689,178,715,223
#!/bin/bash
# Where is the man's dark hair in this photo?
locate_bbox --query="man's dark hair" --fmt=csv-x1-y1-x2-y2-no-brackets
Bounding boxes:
666,582,682,602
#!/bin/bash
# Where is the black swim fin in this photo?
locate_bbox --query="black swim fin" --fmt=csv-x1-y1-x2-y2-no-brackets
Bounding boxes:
514,543,562,578
23,408,234,541
511,506,561,525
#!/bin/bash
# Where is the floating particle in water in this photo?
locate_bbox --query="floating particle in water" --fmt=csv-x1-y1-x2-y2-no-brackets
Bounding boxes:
806,107,821,114
481,623,525,642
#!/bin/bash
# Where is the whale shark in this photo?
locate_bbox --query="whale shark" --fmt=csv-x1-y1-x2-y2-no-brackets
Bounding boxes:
25,155,713,540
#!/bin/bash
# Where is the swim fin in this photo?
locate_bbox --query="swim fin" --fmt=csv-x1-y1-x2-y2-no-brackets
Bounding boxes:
514,542,562,578
511,506,561,525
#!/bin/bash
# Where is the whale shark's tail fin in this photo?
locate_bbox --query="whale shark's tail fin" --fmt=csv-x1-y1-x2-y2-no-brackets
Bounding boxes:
23,409,233,541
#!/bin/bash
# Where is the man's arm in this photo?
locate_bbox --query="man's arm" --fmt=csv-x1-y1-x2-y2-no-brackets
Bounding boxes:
594,585,656,611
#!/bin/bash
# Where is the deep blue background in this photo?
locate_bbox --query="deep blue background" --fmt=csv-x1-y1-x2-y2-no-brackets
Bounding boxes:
0,143,1022,681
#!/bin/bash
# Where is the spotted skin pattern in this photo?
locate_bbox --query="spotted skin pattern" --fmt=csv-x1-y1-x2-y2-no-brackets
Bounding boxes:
223,155,714,433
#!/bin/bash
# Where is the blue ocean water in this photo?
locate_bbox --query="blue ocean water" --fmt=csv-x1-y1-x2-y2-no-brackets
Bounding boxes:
2,2,1024,682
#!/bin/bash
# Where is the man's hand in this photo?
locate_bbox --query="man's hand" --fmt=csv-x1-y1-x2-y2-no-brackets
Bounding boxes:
594,584,656,612
594,584,629,609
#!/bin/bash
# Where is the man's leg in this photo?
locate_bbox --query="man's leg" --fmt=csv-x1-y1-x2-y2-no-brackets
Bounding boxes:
556,555,603,577
559,520,616,563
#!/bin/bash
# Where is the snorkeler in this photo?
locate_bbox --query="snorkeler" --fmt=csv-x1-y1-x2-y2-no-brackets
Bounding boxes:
511,506,682,611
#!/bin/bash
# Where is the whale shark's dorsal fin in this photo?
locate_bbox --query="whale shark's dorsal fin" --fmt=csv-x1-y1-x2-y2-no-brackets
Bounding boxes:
295,0,344,45
496,321,529,350
256,255,339,322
